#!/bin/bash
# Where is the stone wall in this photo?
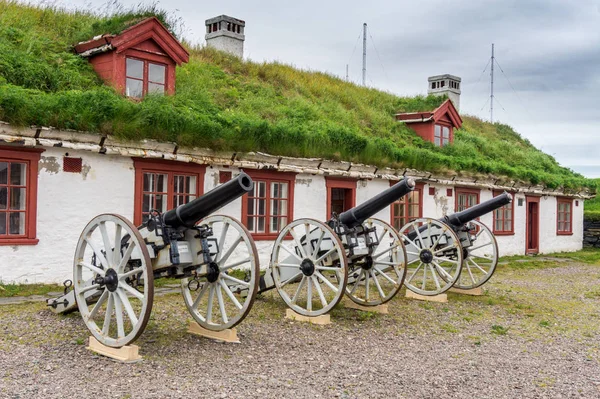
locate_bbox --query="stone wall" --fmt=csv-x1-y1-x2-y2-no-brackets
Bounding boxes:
583,219,600,248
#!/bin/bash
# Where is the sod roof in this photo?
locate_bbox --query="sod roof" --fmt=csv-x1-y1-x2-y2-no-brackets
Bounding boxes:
0,1,594,192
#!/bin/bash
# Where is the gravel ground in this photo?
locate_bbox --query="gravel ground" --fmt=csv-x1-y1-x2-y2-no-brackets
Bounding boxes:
1,261,600,399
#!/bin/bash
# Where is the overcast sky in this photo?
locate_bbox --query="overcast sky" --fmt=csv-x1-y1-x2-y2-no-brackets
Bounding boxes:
34,0,600,178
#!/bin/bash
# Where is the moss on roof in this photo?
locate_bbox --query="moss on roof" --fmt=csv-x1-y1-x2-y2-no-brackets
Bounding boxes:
0,0,595,191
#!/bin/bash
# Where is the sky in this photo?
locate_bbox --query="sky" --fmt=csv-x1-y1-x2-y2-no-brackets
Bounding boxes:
32,0,600,178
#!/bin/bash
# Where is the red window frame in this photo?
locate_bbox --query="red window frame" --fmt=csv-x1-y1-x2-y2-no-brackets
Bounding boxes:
241,170,296,240
492,190,514,235
325,177,357,219
0,147,43,245
390,182,424,230
556,197,573,235
125,56,167,99
133,159,205,226
455,188,480,213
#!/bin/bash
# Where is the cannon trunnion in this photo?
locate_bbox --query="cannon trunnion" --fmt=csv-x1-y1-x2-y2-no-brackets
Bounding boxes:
398,191,512,296
264,178,415,317
52,172,260,348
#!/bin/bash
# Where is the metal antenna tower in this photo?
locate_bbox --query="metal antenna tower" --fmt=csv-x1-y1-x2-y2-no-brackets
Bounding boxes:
346,64,349,81
362,23,367,86
490,43,495,123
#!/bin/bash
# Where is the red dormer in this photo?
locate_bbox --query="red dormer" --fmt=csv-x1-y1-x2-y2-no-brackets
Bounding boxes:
75,17,189,98
395,99,463,147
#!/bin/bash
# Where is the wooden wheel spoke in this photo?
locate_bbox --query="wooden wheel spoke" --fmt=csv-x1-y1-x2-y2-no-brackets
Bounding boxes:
280,243,303,262
314,271,338,293
280,271,303,288
372,244,399,259
276,262,301,268
88,290,108,320
469,258,488,274
469,242,493,252
432,261,453,281
80,283,101,294
407,262,423,284
312,276,328,308
433,256,459,265
116,289,138,326
311,230,326,258
214,222,230,263
221,273,250,287
315,265,340,271
421,264,428,290
98,222,114,268
219,279,243,309
373,266,397,285
434,244,457,255
349,269,364,295
365,269,371,300
464,262,476,284
306,275,313,311
117,240,136,273
315,247,337,264
102,293,114,336
289,229,307,258
370,270,386,299
217,236,243,266
192,282,210,310
113,293,126,338
220,257,252,271
216,285,228,324
206,285,215,323
79,261,105,277
119,267,143,280
292,276,307,304
429,265,441,291
113,224,122,267
120,282,144,300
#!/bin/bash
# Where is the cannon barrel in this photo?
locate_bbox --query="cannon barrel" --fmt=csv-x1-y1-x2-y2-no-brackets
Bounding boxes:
338,177,415,229
443,191,512,228
162,172,254,229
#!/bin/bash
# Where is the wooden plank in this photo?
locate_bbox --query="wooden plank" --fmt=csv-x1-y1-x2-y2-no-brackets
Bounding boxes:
344,300,389,314
187,322,240,343
87,336,142,363
285,309,331,325
449,287,484,296
405,290,448,303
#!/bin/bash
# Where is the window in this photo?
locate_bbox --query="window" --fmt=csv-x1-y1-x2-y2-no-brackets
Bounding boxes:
557,198,573,235
133,159,205,225
391,183,423,230
455,188,479,213
126,57,167,99
434,124,451,147
0,147,43,245
242,171,295,239
325,178,356,219
493,190,514,235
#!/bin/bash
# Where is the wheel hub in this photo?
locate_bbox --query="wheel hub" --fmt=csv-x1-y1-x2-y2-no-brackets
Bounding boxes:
300,258,315,276
104,269,119,292
419,249,434,264
360,255,374,270
206,262,220,283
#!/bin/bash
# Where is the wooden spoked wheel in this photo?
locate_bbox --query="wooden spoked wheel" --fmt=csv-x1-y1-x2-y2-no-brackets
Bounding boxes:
399,218,463,296
345,218,407,306
454,221,498,290
73,214,153,348
271,218,348,317
181,215,259,331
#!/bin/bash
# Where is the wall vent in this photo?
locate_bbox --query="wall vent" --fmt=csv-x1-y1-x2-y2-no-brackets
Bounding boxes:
63,157,82,173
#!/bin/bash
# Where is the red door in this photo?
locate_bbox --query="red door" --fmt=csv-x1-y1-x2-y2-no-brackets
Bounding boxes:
526,196,540,254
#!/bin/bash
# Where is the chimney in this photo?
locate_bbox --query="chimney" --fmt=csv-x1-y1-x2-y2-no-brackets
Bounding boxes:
205,15,245,58
427,74,461,111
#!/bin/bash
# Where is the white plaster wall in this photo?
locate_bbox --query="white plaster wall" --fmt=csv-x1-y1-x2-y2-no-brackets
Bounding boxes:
0,148,134,283
356,179,391,223
422,184,453,219
539,196,583,254
206,36,244,58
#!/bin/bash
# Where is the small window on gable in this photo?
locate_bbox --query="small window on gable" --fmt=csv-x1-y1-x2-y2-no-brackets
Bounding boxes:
126,57,166,99
434,124,451,147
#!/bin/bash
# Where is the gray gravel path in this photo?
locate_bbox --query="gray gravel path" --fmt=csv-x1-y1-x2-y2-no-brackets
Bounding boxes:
1,261,599,399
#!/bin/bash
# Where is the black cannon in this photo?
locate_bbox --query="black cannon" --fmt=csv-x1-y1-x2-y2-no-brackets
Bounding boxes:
399,191,513,296
262,177,415,317
49,172,260,348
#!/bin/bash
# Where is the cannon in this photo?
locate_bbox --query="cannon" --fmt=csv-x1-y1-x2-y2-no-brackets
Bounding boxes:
398,191,512,296
48,172,259,348
255,178,415,317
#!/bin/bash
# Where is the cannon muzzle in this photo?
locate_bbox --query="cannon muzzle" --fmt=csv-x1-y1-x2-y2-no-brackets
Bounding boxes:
162,172,254,229
338,177,415,229
444,191,512,228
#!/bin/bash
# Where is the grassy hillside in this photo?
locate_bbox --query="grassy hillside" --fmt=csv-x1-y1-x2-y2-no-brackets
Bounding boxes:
0,1,594,191
584,179,600,221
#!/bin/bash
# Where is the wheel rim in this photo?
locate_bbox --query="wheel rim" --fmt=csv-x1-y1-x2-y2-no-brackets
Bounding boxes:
454,221,498,289
73,214,153,348
399,218,463,296
345,218,407,306
181,215,259,331
271,218,348,317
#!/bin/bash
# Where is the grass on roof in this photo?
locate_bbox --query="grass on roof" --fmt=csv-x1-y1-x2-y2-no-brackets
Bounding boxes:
584,178,600,221
0,0,595,191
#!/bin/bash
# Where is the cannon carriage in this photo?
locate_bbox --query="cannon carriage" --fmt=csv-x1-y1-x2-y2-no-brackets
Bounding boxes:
398,192,512,296
48,173,260,348
252,178,416,317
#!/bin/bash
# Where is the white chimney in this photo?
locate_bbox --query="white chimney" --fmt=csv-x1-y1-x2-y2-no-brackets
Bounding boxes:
205,15,245,58
427,74,461,111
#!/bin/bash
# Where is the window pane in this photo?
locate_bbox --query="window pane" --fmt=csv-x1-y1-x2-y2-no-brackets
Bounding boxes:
504,220,511,231
148,63,166,84
10,187,25,210
0,212,5,234
0,162,7,184
247,217,254,232
434,125,441,138
9,212,24,235
257,217,265,233
410,204,419,217
126,58,143,79
155,194,167,212
143,173,152,192
258,199,266,215
558,222,564,231
495,219,502,231
442,138,449,146
10,163,26,185
148,82,165,95
565,222,571,231
156,174,168,193
126,78,143,98
505,208,511,220
442,127,450,139
0,187,6,210
247,198,255,215
143,194,152,214
258,182,266,198
434,137,440,146
187,176,196,195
